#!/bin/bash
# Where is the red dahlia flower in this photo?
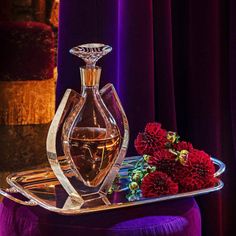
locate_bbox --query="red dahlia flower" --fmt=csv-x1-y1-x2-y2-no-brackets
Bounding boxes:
148,149,192,183
145,122,167,137
173,141,194,152
178,175,205,192
134,132,169,155
134,123,169,155
178,149,217,192
203,176,219,188
141,171,178,197
188,150,215,179
148,150,176,176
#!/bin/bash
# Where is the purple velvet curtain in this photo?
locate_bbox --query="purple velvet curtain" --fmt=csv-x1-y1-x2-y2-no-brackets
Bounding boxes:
57,0,236,235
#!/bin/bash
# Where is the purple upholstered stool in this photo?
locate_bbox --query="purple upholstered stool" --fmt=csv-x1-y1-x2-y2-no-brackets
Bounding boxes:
0,197,201,236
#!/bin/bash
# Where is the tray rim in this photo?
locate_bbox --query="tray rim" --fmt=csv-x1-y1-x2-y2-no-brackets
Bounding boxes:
3,156,225,215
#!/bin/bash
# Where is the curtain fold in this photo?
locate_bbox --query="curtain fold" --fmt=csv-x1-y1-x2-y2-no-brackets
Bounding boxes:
57,1,236,235
175,1,223,235
153,0,177,131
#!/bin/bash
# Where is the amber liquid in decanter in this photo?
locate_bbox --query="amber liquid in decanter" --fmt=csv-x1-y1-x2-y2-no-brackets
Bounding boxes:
63,79,121,188
69,127,120,187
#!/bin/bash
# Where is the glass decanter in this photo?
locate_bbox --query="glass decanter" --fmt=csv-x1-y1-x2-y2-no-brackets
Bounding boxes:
46,43,129,209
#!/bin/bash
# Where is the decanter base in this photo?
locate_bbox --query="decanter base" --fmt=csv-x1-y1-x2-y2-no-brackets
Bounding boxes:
81,193,111,208
62,192,111,209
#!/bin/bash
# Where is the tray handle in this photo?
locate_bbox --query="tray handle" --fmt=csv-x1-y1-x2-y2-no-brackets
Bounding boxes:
211,157,226,177
0,187,37,206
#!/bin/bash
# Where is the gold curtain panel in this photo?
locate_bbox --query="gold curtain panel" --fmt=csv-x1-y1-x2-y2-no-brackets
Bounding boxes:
0,69,57,125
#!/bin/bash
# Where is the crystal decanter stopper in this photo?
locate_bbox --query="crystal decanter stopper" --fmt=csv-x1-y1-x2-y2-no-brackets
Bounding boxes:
46,43,129,209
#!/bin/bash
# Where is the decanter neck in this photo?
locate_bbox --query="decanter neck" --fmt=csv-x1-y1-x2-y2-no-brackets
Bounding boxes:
80,66,101,88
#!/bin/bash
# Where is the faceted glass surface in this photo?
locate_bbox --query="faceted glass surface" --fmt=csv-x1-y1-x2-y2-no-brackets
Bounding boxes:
46,43,129,208
69,43,112,67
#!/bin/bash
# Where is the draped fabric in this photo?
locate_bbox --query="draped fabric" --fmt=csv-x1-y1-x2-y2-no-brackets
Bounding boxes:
57,1,236,235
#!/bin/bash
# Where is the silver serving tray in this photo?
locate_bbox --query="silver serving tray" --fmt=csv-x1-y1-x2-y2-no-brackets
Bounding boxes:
0,156,225,215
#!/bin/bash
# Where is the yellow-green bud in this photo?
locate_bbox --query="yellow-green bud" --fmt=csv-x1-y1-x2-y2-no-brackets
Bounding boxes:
167,131,177,143
129,182,139,191
132,173,142,182
147,166,156,173
143,154,150,162
108,187,113,194
176,150,189,165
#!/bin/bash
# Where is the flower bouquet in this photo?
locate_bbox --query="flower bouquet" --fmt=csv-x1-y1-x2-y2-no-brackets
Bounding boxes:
126,123,218,201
